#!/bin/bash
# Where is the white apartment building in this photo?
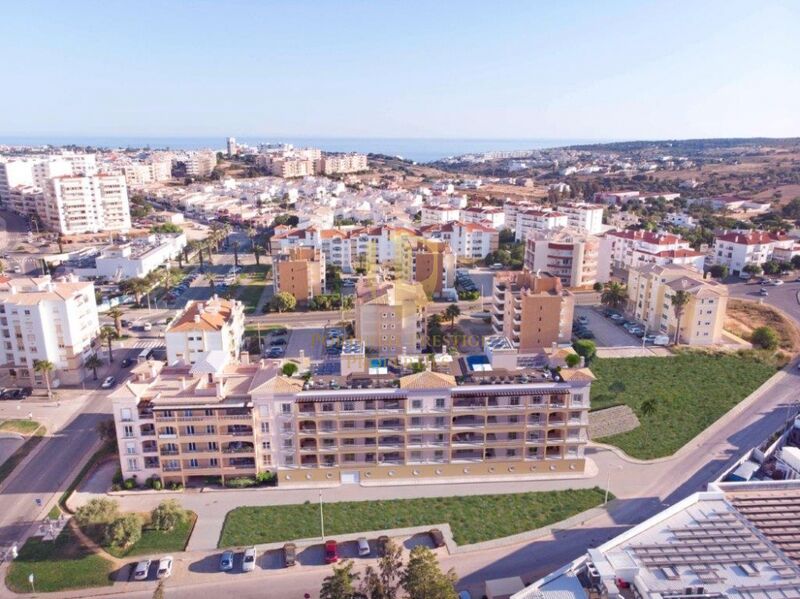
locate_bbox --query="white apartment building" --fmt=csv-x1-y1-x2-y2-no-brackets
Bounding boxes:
712,231,793,276
0,159,36,201
0,153,97,203
558,203,604,234
515,209,569,242
0,275,99,386
6,185,43,216
524,228,601,288
420,221,499,260
165,296,245,367
598,230,692,274
183,151,217,178
421,205,461,226
460,205,505,229
122,160,172,186
69,233,187,280
502,201,537,234
42,174,132,235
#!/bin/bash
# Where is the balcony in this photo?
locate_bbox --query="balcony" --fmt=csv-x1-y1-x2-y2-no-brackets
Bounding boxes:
452,417,485,429
453,399,485,410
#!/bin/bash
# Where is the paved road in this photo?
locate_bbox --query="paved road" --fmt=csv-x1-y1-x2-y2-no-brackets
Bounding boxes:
726,277,800,324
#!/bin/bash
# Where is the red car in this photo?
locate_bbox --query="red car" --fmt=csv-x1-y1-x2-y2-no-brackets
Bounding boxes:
324,540,339,564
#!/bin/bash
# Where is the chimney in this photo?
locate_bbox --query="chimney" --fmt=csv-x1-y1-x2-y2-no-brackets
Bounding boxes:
240,351,250,365
579,356,585,368
148,360,157,379
216,378,224,398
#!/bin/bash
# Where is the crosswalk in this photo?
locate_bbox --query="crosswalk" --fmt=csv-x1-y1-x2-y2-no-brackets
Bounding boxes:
124,339,164,350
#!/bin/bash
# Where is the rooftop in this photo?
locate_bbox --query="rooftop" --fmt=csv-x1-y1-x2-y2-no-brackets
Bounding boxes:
167,296,240,332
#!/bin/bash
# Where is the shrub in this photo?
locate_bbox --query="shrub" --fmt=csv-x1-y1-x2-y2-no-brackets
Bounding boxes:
168,482,184,491
708,264,728,279
123,478,137,490
152,479,163,491
225,477,257,488
151,500,187,532
112,468,123,485
281,362,298,377
573,339,597,364
565,353,581,368
104,514,142,549
751,326,779,350
75,498,119,527
592,282,603,292
255,471,277,486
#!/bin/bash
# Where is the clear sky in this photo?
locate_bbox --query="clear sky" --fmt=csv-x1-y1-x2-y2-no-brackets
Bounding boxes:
1,0,798,140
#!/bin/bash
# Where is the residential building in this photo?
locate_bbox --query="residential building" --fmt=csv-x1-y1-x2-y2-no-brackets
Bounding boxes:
421,204,461,226
355,280,428,355
273,246,326,304
227,137,238,157
111,352,593,486
183,151,217,178
420,221,499,260
67,233,187,280
0,275,99,386
626,263,728,345
515,484,800,599
524,228,601,288
460,205,506,229
558,202,604,234
315,153,368,175
6,185,43,216
592,190,640,204
502,201,538,234
41,174,131,235
515,209,569,242
712,231,793,276
491,271,574,352
121,159,172,186
164,296,245,366
398,238,456,298
264,157,315,178
0,153,97,203
0,158,35,202
598,229,692,274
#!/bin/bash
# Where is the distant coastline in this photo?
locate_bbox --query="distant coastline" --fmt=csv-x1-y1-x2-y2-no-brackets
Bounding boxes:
0,136,607,163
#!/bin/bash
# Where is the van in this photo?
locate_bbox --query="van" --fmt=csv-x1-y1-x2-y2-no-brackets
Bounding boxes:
651,335,670,346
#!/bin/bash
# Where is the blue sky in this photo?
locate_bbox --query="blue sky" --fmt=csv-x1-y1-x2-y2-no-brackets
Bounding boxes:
1,0,798,140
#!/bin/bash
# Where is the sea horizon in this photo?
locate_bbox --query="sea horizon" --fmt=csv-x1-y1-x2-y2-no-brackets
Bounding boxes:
0,135,611,163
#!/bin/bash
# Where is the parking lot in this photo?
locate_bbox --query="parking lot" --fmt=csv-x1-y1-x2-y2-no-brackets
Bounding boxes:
574,307,672,358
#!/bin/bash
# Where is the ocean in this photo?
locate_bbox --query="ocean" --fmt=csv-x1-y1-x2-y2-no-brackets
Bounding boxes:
0,136,605,163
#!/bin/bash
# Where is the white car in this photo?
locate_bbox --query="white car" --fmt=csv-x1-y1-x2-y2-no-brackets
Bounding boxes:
101,376,116,389
771,279,784,286
242,546,256,572
133,559,151,581
357,537,370,556
157,556,173,579
142,322,153,331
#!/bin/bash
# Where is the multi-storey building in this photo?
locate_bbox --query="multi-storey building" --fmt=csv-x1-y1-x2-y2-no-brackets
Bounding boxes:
355,280,428,355
515,209,569,242
41,174,131,235
398,238,456,298
502,201,537,234
598,229,692,274
491,271,574,352
164,296,245,366
524,228,601,288
67,233,187,280
226,137,238,157
121,159,173,186
0,159,36,202
183,151,217,178
315,153,368,175
421,205,461,226
712,231,793,276
0,275,99,386
420,221,499,260
626,264,728,345
111,353,593,487
273,246,326,304
6,185,43,216
0,153,96,203
460,205,506,229
558,202,604,234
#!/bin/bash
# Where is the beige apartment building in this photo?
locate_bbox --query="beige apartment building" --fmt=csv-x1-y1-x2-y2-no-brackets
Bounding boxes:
626,264,728,345
164,296,245,366
42,174,131,235
492,271,574,352
316,153,368,175
523,228,601,288
398,238,455,298
111,354,593,487
273,246,326,304
355,280,428,355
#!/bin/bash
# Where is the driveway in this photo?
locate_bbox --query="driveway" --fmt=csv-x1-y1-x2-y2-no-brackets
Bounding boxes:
574,307,667,357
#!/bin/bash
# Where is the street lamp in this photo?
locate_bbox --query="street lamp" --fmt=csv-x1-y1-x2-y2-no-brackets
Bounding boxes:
605,465,623,504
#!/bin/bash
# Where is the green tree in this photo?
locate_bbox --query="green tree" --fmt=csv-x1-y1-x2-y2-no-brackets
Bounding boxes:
670,289,691,345
96,419,117,443
592,282,603,292
107,306,125,337
33,359,55,397
781,197,800,220
75,498,119,527
99,326,117,363
270,291,297,313
443,304,461,329
361,538,403,599
151,500,187,532
565,353,581,368
572,340,597,364
708,264,728,279
320,560,360,599
743,263,763,276
751,326,779,350
401,545,457,599
281,362,299,377
600,282,628,310
232,240,240,268
85,354,104,381
762,260,782,275
105,513,143,549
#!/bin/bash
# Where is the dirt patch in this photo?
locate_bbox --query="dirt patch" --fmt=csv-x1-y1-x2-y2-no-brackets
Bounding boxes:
589,405,640,439
725,299,800,353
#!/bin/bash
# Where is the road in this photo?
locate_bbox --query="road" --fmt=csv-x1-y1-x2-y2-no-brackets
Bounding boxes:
726,276,800,322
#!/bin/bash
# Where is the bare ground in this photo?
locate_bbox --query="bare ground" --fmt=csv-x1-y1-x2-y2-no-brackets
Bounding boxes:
725,298,800,353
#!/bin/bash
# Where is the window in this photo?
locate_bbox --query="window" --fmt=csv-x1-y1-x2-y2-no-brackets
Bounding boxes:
123,425,134,438
205,409,214,416
281,403,292,414
208,441,218,450
183,410,192,417
411,399,422,409
261,422,269,433
121,408,132,421
127,458,138,471
125,442,136,455
262,441,270,450
206,425,215,434
209,458,218,467
435,416,445,427
285,455,294,465
186,425,196,435
188,458,199,468
435,398,446,409
187,442,197,452
283,439,293,449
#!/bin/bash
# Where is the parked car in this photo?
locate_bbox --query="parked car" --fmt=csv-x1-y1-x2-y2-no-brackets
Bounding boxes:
270,339,287,346
120,358,133,368
609,313,624,322
376,535,390,557
101,376,116,389
283,542,297,567
577,315,589,325
0,388,23,400
760,288,769,296
458,592,473,599
133,559,151,581
429,528,446,548
357,537,370,556
219,550,234,571
242,546,256,572
157,556,173,579
142,322,153,332
324,540,339,564
771,279,784,286
575,330,594,339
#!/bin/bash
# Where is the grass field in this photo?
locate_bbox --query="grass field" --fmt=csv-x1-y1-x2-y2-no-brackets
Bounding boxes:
102,512,196,558
236,283,268,314
590,352,776,459
219,488,607,547
0,427,45,485
0,419,41,434
6,528,114,593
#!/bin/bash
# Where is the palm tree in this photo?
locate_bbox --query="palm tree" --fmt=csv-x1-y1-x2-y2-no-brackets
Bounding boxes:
444,304,461,329
107,307,124,337
232,240,240,269
85,354,104,381
130,278,149,306
205,274,216,292
56,234,64,254
33,359,55,398
670,289,691,345
99,326,117,363
601,282,628,310
252,244,262,266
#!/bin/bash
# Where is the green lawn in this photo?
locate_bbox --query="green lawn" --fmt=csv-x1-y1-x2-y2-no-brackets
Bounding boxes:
106,512,196,558
236,283,268,314
0,419,41,434
590,352,776,459
6,528,114,593
219,488,607,547
0,427,45,485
